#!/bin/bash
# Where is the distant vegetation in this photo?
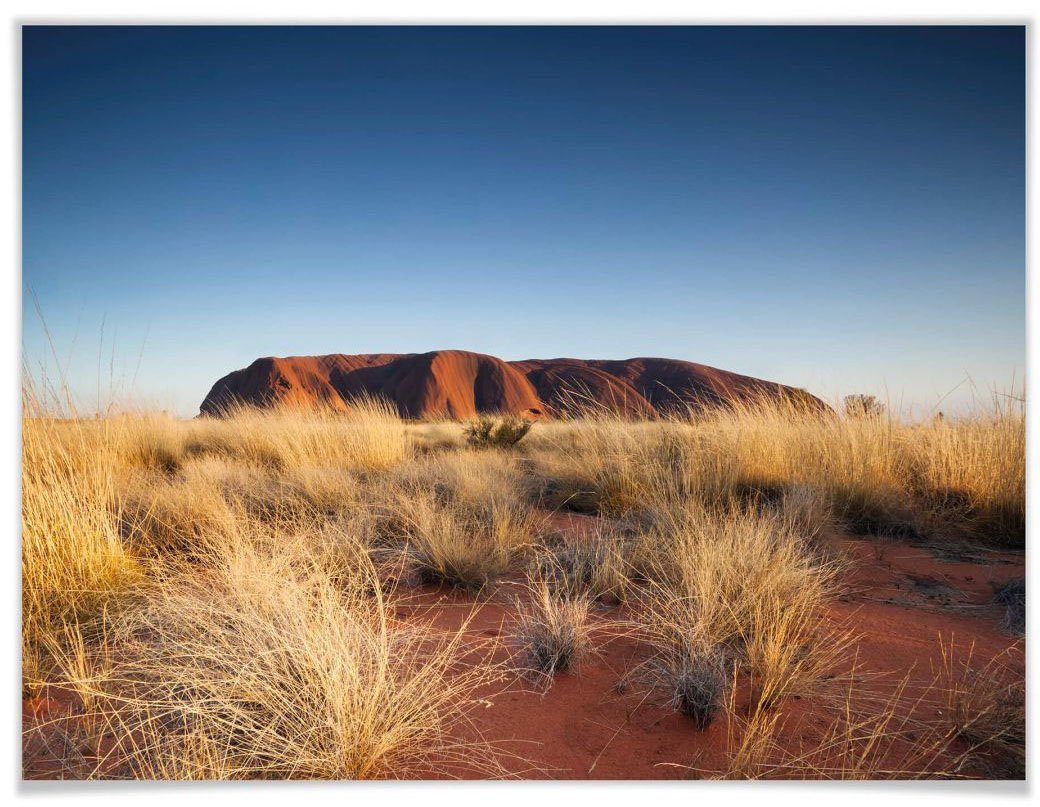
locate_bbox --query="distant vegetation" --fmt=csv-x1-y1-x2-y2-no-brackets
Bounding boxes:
463,415,533,449
843,393,886,419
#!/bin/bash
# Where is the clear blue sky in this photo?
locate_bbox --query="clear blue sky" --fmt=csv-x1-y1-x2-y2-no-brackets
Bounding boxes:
23,26,1024,416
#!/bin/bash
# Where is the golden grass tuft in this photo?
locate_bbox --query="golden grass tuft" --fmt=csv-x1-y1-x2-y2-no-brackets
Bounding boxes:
384,491,535,590
371,451,538,590
512,581,594,680
39,528,506,780
630,503,850,715
22,409,141,693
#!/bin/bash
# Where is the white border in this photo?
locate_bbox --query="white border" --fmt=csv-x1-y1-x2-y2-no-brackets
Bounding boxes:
3,3,1033,805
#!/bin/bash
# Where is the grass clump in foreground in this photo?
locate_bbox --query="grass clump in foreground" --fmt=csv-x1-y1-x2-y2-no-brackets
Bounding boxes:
389,493,533,591
22,403,141,693
627,502,852,719
373,451,537,591
640,642,729,729
513,581,594,681
33,529,506,780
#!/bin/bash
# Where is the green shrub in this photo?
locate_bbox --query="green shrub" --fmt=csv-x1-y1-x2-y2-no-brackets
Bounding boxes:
464,416,532,449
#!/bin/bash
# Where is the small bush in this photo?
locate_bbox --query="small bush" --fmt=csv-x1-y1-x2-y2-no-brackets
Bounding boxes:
464,416,532,449
843,394,885,419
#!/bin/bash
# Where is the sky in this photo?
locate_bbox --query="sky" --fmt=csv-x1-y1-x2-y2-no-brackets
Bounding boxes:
23,26,1024,416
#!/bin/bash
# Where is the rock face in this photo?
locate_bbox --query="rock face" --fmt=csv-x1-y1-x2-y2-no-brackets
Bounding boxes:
199,350,826,418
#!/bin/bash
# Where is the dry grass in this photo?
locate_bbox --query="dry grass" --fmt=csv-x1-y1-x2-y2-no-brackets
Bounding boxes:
933,638,1025,778
631,503,847,708
22,396,515,779
125,397,409,474
32,528,506,780
531,528,631,604
363,450,538,590
618,500,852,742
705,638,1026,780
524,394,1024,546
382,491,534,590
22,385,1024,780
513,582,594,681
22,409,141,693
709,669,959,780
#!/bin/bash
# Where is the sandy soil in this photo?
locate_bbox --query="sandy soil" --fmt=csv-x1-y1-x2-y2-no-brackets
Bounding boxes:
23,520,1024,781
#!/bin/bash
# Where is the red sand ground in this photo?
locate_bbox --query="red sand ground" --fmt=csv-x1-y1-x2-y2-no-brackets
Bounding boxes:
399,527,1024,779
199,351,828,419
22,520,1023,780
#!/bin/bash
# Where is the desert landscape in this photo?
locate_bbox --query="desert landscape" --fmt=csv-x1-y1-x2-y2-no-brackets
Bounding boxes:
20,24,1026,787
22,352,1025,779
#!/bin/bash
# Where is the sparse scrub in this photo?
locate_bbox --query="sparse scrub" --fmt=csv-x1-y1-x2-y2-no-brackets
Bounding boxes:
464,415,533,449
21,380,1024,780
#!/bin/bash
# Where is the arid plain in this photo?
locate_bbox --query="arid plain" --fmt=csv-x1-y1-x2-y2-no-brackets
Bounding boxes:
22,351,1025,779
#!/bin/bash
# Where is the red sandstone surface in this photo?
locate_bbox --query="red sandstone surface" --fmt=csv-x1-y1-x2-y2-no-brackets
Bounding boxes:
200,350,826,418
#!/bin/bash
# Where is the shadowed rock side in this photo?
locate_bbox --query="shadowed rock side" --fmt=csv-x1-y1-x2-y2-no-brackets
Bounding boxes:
201,352,544,419
533,357,825,415
200,350,827,418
